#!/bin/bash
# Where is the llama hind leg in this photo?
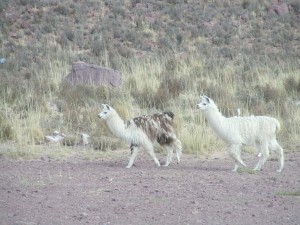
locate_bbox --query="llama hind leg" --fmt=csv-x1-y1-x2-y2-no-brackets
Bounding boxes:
163,146,173,167
229,144,246,172
144,142,161,167
126,144,139,168
163,138,182,166
254,142,270,171
269,139,284,172
173,139,182,164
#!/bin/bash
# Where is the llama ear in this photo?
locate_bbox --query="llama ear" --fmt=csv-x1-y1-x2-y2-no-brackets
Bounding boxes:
201,95,210,103
102,104,110,110
204,96,210,103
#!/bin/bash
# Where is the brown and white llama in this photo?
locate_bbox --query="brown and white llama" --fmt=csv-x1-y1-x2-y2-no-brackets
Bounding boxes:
98,104,182,168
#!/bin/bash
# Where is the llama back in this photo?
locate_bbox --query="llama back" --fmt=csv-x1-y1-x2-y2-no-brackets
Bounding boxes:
128,112,175,143
256,116,280,133
230,116,279,130
220,116,279,145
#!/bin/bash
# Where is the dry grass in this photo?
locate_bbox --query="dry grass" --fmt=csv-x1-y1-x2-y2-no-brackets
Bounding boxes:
0,0,299,158
1,52,300,158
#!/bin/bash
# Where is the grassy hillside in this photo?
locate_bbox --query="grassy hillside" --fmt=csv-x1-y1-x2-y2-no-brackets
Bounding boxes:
0,0,299,158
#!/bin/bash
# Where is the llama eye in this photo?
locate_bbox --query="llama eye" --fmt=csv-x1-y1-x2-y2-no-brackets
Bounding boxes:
104,112,107,114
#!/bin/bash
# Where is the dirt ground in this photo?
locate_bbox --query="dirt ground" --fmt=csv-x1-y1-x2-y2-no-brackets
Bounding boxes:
0,149,300,225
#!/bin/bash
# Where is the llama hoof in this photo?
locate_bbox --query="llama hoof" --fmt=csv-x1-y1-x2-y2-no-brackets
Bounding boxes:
276,169,282,173
126,165,132,169
232,164,239,172
163,163,170,167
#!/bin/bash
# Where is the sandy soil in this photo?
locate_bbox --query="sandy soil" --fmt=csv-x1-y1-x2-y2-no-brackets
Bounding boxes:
0,150,299,225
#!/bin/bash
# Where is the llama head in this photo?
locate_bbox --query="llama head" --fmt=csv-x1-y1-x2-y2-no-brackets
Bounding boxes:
197,95,217,111
98,104,115,120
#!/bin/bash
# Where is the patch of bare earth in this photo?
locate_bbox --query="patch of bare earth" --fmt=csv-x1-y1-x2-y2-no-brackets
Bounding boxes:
0,150,299,225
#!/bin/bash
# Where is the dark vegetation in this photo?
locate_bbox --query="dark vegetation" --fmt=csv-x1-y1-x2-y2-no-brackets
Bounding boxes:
0,0,299,151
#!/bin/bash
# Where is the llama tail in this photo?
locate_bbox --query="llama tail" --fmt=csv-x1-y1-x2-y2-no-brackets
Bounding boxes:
273,118,281,132
164,111,174,120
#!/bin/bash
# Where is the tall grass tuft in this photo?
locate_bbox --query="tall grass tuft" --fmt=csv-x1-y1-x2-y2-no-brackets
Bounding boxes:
0,112,15,141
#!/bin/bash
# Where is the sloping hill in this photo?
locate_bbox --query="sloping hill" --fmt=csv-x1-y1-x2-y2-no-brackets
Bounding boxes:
0,0,299,153
1,0,299,65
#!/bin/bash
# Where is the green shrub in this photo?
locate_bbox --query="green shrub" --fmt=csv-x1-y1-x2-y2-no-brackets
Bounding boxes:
277,191,300,196
290,2,300,15
64,29,75,42
28,127,44,144
242,0,250,9
91,40,106,57
0,0,9,12
91,136,120,151
0,76,25,105
261,84,286,104
153,88,170,109
59,83,106,107
159,75,189,98
284,76,300,94
0,113,15,141
53,4,69,16
62,135,78,146
131,86,157,108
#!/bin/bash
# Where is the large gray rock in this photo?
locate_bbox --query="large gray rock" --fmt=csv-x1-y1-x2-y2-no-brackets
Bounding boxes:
268,2,290,16
64,62,122,87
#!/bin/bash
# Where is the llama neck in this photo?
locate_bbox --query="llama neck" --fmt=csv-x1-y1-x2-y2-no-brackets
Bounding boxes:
106,113,127,140
204,108,227,138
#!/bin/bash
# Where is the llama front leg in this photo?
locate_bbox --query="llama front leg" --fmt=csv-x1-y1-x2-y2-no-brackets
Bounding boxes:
228,144,246,172
126,144,139,168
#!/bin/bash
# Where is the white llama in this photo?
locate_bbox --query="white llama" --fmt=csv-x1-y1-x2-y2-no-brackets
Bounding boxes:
197,96,284,172
98,104,182,168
